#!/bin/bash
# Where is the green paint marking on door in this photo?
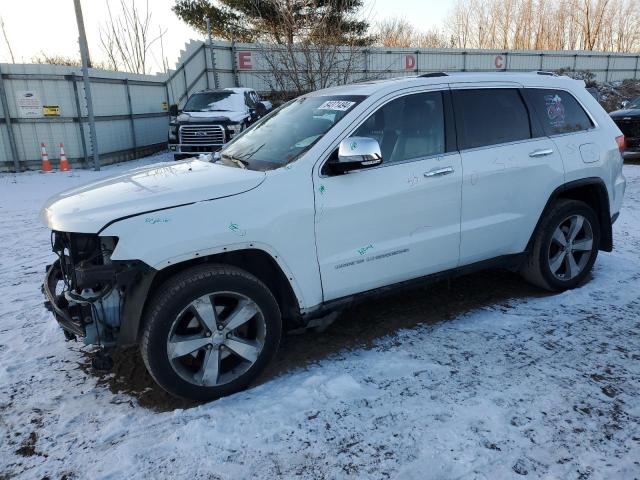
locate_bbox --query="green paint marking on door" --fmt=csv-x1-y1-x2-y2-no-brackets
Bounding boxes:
319,185,326,195
357,244,374,256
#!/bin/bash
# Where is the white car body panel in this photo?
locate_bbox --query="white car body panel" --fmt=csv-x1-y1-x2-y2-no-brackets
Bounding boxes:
456,136,565,264
100,161,321,310
313,151,463,300
41,72,627,316
41,160,265,233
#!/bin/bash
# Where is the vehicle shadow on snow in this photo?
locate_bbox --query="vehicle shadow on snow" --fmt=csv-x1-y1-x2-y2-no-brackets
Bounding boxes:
82,268,551,412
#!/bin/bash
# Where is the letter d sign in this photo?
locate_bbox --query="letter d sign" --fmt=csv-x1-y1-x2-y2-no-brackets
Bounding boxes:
405,54,416,70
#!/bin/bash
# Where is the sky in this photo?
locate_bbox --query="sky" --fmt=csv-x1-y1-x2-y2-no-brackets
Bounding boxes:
0,0,454,74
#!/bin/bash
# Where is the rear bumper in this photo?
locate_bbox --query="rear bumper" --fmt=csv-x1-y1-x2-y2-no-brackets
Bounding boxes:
169,143,225,155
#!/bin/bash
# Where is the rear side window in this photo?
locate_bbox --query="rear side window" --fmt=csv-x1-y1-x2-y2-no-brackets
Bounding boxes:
453,89,531,150
524,89,593,135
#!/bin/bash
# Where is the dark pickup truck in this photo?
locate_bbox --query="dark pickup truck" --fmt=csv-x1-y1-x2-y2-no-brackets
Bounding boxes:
168,88,272,160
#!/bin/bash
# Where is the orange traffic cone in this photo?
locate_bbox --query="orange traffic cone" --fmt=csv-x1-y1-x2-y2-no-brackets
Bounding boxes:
59,143,71,172
40,143,53,173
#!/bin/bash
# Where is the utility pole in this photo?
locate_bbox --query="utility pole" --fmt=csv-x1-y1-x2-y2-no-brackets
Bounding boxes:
73,0,100,171
206,18,219,89
0,63,20,172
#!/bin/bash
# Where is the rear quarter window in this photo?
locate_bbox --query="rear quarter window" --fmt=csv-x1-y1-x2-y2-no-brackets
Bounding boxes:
524,89,593,136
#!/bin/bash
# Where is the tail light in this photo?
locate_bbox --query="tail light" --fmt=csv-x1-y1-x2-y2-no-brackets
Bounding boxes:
616,135,626,154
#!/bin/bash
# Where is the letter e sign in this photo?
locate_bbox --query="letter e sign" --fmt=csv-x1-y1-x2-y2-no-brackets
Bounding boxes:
238,51,252,70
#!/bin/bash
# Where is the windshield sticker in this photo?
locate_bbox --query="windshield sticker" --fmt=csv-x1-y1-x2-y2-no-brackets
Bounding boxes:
545,94,566,128
318,100,356,111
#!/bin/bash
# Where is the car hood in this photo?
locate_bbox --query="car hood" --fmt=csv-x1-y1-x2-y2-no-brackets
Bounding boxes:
178,110,248,124
609,108,640,119
41,159,265,233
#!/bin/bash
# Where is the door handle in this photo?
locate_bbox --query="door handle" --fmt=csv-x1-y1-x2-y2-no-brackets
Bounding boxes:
424,166,454,178
529,149,554,158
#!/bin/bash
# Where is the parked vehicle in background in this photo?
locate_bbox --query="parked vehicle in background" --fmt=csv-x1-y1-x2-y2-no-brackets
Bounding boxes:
610,97,640,158
168,88,272,160
42,72,625,401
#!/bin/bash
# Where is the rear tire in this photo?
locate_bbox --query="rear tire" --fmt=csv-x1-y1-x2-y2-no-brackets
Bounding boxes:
521,199,600,291
141,264,281,401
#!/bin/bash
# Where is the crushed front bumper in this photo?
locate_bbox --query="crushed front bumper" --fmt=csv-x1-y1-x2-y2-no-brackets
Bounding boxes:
43,260,86,339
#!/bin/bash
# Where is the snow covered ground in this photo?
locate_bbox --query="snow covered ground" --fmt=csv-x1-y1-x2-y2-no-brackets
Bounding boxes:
1,153,639,479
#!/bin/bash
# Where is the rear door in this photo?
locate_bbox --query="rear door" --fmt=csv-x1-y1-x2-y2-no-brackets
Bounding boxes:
522,88,600,184
452,87,565,265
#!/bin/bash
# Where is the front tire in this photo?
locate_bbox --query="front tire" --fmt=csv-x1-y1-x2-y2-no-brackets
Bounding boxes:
141,264,281,401
521,199,600,291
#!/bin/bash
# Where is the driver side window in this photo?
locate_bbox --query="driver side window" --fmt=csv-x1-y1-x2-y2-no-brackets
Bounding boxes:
352,92,445,164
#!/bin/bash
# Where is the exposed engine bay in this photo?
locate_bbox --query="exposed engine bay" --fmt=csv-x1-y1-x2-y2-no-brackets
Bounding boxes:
43,232,147,347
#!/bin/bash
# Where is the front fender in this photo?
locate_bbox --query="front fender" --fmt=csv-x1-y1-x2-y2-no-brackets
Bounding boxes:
101,204,317,312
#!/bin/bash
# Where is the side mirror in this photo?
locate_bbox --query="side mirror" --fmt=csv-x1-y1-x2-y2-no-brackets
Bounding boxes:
620,100,630,109
329,137,383,174
169,104,179,117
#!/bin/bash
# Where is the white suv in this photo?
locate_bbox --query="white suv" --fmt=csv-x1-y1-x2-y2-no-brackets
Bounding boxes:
42,72,626,401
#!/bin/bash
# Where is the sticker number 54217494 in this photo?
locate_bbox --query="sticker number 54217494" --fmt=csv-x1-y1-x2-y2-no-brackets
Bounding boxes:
318,100,356,111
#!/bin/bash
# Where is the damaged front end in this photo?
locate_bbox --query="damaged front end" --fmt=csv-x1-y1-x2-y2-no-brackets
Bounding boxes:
43,232,153,347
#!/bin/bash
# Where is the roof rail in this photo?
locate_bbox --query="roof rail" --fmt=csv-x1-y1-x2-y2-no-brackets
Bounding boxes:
419,72,448,78
534,71,558,76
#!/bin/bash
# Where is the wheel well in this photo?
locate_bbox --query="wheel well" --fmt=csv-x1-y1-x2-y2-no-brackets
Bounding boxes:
532,179,613,252
142,249,301,335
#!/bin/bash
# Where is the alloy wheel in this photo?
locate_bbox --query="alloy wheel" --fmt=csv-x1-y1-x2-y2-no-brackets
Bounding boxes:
547,214,594,281
166,292,266,387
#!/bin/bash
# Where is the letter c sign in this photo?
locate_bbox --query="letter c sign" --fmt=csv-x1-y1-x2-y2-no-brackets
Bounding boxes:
494,55,504,69
405,54,416,70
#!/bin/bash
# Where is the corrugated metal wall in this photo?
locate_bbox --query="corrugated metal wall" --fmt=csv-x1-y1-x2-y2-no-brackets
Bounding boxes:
0,63,169,172
198,41,640,93
2,40,639,171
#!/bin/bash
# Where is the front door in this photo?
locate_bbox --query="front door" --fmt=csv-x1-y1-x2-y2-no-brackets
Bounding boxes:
313,90,463,301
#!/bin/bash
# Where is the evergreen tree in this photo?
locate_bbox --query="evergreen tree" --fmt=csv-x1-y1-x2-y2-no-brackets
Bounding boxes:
172,0,372,45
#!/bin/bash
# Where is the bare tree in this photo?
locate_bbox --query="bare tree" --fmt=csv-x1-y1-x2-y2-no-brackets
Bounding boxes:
445,0,640,52
375,17,417,48
99,0,166,74
0,16,15,63
31,53,81,66
375,17,449,48
249,0,373,96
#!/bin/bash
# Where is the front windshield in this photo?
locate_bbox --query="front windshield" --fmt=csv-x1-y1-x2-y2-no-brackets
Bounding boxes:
629,97,640,109
221,95,365,171
184,91,245,112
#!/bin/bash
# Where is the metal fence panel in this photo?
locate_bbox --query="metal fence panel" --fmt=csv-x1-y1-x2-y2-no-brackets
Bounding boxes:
0,63,169,171
2,40,640,172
